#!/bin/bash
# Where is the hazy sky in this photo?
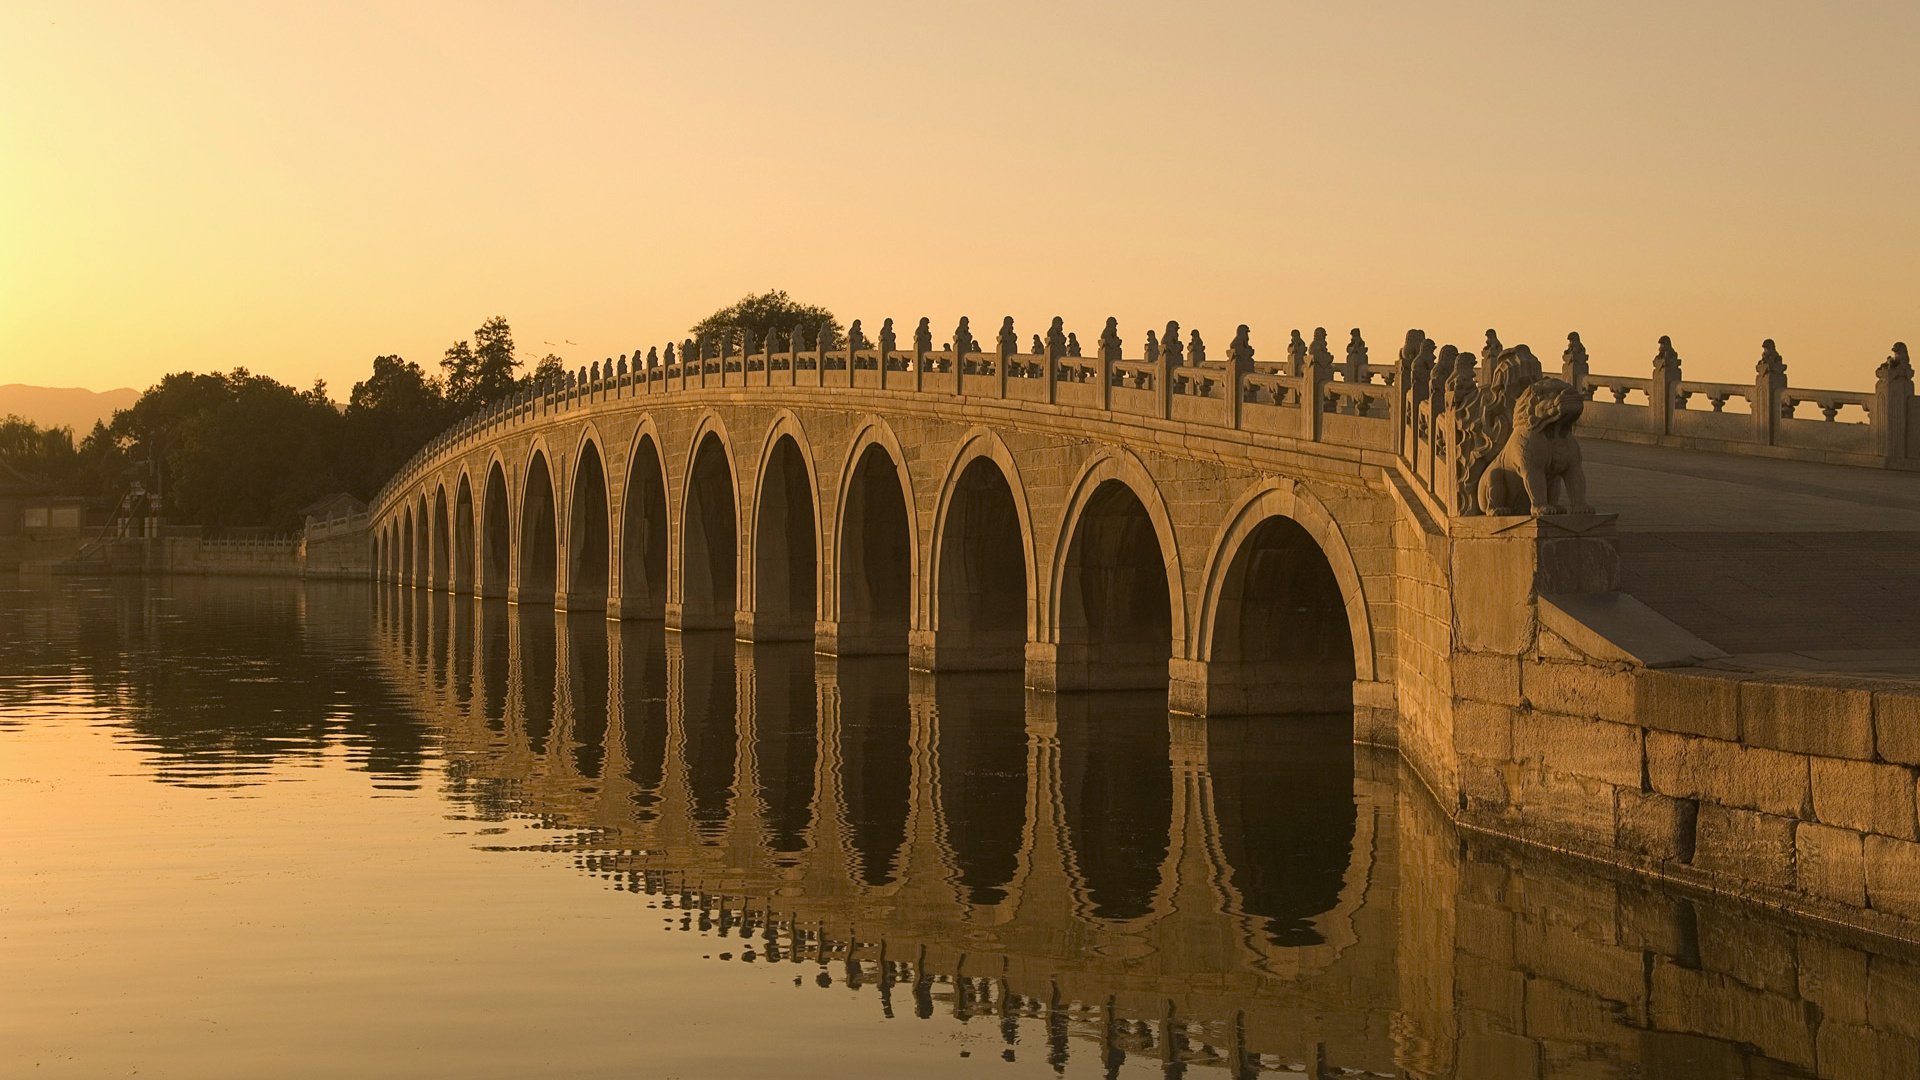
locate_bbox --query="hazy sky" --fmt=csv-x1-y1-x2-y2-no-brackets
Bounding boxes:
2,0,1915,396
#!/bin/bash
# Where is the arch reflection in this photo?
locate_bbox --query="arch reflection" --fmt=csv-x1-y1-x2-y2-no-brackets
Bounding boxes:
1055,692,1172,922
677,631,736,843
930,671,1027,907
833,656,911,887
749,643,817,858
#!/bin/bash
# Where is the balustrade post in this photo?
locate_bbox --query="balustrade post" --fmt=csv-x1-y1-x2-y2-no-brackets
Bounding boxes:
1875,343,1914,460
1651,336,1682,436
1753,339,1787,445
912,341,925,393
1304,360,1327,441
1154,351,1172,419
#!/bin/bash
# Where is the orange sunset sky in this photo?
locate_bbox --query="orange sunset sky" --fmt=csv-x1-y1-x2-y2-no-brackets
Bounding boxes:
2,0,1915,398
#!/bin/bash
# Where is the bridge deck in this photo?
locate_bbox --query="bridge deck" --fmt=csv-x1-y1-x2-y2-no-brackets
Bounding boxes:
1588,440,1920,677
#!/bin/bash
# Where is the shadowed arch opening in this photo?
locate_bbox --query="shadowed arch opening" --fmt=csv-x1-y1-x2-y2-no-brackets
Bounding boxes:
453,476,475,594
431,488,451,591
413,497,429,585
567,441,610,611
752,435,817,640
401,507,416,586
681,433,737,628
518,452,558,606
934,457,1026,670
837,444,911,654
1057,480,1173,690
620,435,667,619
481,462,510,598
1207,515,1356,718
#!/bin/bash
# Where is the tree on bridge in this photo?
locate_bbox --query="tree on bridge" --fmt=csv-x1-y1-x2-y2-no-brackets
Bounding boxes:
690,290,841,352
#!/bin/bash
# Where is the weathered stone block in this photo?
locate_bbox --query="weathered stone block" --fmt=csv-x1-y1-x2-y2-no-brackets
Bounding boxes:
1453,698,1514,760
1693,804,1796,890
1521,659,1637,725
1507,766,1618,841
1794,822,1866,907
1878,689,1920,767
1810,757,1918,839
1634,667,1741,741
1616,789,1696,862
1514,710,1641,787
1454,651,1523,707
1645,731,1808,818
1864,835,1920,920
1739,679,1874,760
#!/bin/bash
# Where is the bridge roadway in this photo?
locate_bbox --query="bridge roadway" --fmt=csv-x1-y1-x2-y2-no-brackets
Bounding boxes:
1588,440,1920,676
365,340,1920,940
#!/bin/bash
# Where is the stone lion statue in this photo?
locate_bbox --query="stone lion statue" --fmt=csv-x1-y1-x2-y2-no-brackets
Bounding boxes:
1475,376,1592,515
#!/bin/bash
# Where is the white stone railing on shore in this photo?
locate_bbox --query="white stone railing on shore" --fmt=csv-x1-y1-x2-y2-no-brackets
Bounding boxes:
372,324,1915,519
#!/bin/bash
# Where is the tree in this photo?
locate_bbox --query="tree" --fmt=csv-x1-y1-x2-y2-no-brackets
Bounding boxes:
344,356,453,498
442,316,520,408
525,353,565,387
689,290,841,353
0,414,78,486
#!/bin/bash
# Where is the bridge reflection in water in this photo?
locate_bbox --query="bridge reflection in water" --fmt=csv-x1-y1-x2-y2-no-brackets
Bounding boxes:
382,586,1391,1074
374,586,1920,1080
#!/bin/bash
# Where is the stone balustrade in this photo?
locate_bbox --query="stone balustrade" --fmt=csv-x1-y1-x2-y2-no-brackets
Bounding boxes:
375,320,1916,524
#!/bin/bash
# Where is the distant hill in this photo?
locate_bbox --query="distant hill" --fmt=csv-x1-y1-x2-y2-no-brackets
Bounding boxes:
0,384,141,433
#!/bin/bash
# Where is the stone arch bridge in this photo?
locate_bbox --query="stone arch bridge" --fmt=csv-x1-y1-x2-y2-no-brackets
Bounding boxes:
371,336,1413,726
367,323,1920,938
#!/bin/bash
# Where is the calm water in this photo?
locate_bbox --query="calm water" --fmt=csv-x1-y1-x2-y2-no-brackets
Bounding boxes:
3,578,1915,1079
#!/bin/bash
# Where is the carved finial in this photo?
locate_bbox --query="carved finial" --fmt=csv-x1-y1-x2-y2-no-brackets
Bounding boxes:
1561,332,1588,386
913,317,932,352
1030,333,1044,354
953,316,975,356
1345,329,1368,381
1309,328,1335,377
879,317,896,356
1046,316,1068,361
591,360,602,381
1879,342,1914,385
848,319,866,351
761,328,777,356
1653,335,1682,378
997,316,1018,358
1162,321,1183,365
1481,329,1503,367
788,322,804,353
1432,344,1458,407
1184,329,1204,365
1757,338,1787,382
817,321,834,354
663,343,675,367
1287,330,1307,376
1144,329,1160,363
616,355,627,376
1098,317,1121,362
1066,332,1082,358
1228,325,1254,370
647,346,659,368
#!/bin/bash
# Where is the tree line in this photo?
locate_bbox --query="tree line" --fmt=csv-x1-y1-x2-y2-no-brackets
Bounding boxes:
0,292,834,531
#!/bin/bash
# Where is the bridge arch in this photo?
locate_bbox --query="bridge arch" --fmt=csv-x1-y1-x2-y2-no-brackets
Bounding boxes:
566,428,611,612
924,428,1036,671
413,494,429,586
831,417,919,655
1185,480,1372,716
678,412,739,630
453,471,475,594
480,456,512,599
747,410,820,640
518,446,559,605
619,420,669,620
1047,448,1186,691
431,484,451,591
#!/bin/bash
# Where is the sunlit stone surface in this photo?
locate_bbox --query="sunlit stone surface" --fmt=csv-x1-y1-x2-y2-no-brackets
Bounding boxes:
3,577,1915,1078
